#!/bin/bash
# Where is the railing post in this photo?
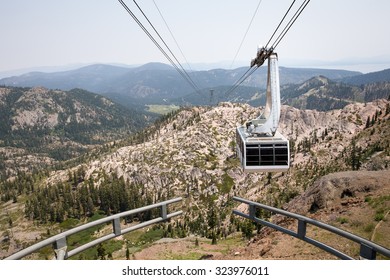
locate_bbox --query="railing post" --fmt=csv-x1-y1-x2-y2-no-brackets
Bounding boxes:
161,204,167,220
249,203,256,219
53,237,68,260
297,219,307,240
360,243,376,260
113,218,121,236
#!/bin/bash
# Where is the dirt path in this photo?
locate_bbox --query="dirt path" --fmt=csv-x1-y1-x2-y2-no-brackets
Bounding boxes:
129,235,246,260
371,210,390,242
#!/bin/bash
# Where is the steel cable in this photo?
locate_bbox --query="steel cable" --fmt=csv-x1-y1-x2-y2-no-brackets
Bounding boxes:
271,0,311,49
132,0,200,92
224,0,311,97
118,0,200,93
264,0,297,49
230,0,264,69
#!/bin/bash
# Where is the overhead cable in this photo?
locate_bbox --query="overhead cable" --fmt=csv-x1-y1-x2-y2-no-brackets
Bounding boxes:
264,0,297,49
271,0,311,49
230,0,264,69
131,0,199,91
225,66,259,97
131,0,200,92
118,0,200,93
152,0,195,75
225,0,311,96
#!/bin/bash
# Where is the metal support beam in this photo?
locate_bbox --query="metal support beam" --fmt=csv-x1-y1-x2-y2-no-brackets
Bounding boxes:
360,243,377,260
249,203,256,219
53,237,68,260
113,218,121,236
297,219,307,240
161,204,167,220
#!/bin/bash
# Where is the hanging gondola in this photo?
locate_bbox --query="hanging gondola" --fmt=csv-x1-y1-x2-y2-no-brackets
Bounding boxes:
236,49,290,172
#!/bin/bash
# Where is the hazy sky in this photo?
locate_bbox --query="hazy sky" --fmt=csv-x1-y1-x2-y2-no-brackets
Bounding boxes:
1,0,390,74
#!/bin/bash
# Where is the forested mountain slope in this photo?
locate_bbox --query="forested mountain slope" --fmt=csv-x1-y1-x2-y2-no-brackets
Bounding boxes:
0,86,153,176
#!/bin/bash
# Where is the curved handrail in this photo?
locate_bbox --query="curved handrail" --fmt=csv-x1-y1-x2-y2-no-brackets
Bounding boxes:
233,196,390,260
5,197,183,260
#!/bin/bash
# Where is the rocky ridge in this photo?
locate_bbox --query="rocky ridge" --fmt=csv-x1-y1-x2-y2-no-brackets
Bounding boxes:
45,99,389,226
49,99,388,181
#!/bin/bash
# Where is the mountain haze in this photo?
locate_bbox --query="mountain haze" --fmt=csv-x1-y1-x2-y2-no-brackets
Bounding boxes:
0,63,362,106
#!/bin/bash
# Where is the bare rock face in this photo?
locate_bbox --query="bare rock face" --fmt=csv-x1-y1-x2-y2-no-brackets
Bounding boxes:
286,170,390,215
11,87,62,130
47,99,389,198
279,100,389,142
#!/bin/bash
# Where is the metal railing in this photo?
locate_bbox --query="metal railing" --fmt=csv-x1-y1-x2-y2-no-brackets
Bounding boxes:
233,196,390,260
5,197,183,260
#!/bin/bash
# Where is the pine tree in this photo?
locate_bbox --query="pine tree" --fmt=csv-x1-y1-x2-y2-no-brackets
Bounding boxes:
211,231,217,245
126,246,130,260
365,116,371,129
97,243,106,260
267,172,272,185
348,138,361,171
8,215,13,238
207,204,218,230
241,220,254,240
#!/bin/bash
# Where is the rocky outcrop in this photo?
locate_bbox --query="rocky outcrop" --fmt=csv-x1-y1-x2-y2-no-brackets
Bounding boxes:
286,170,390,215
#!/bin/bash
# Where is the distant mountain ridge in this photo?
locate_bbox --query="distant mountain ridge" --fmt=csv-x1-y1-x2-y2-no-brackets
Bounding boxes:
341,68,390,85
177,75,390,111
0,62,362,106
280,76,390,111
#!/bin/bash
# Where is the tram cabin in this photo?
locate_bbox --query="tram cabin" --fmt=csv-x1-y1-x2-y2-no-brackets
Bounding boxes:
236,126,290,172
